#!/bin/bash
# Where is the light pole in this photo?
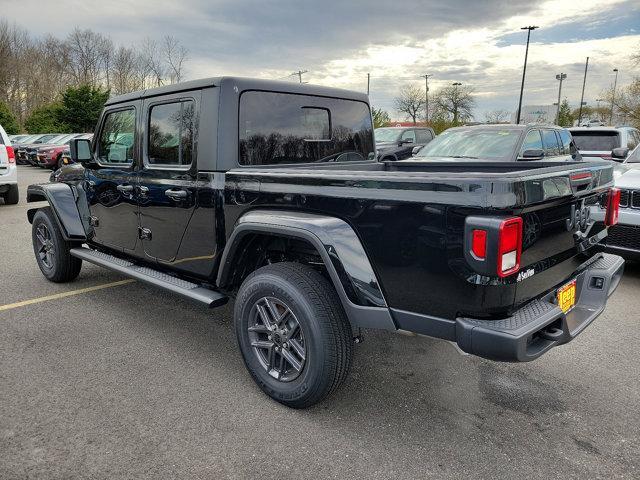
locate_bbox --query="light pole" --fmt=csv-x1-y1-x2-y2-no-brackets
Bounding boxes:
452,82,462,124
423,74,432,123
516,26,539,124
555,73,566,125
609,68,619,125
577,57,589,125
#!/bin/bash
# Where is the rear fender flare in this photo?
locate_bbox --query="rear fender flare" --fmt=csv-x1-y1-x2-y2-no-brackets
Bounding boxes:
26,183,88,241
217,209,396,331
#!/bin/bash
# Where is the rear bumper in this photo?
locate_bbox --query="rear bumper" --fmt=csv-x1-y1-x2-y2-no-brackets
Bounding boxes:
455,253,624,362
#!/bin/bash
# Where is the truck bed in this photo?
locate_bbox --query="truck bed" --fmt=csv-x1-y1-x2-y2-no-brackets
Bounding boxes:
225,159,614,320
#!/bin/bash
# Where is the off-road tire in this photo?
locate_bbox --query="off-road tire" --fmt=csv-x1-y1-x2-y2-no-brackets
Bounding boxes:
32,207,82,282
235,262,353,408
3,184,19,205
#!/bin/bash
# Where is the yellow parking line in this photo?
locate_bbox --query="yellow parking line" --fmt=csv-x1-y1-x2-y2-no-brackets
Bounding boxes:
0,279,136,312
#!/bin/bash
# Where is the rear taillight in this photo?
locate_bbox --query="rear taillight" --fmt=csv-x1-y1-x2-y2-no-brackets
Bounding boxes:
471,229,487,260
605,188,620,226
6,146,15,164
497,217,523,278
465,216,523,278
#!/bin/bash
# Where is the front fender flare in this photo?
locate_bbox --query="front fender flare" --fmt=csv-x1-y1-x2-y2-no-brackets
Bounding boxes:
217,210,396,331
26,183,87,241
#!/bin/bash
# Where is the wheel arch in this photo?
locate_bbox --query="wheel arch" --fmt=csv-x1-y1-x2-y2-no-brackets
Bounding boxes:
217,210,396,331
26,183,87,241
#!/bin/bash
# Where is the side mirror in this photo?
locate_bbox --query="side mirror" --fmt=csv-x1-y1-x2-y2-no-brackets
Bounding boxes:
70,138,93,165
612,147,629,160
411,146,423,156
520,148,545,160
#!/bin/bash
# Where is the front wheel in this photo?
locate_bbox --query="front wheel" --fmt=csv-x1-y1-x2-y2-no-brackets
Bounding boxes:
32,207,82,282
234,262,353,408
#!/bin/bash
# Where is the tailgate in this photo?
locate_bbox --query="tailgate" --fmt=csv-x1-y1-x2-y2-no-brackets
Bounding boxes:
512,164,613,310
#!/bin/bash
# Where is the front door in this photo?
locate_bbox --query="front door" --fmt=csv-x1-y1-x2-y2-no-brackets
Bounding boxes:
85,105,139,251
137,94,199,262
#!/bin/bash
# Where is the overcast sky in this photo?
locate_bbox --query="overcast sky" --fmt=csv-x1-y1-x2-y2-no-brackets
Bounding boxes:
1,0,639,120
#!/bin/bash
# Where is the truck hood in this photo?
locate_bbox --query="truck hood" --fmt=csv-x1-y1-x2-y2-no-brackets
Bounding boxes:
614,164,640,189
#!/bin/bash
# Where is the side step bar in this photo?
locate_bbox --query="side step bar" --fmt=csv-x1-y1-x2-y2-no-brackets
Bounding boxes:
70,247,228,308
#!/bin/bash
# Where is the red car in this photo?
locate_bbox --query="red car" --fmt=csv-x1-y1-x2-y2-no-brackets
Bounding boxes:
37,134,92,169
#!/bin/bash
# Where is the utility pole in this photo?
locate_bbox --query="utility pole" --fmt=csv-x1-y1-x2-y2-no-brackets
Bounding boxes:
577,57,589,125
516,26,539,124
367,73,370,95
423,74,432,123
452,82,462,124
609,68,619,125
555,73,567,125
291,70,308,84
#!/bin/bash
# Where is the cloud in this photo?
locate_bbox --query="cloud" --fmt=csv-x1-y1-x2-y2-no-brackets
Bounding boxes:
0,0,638,119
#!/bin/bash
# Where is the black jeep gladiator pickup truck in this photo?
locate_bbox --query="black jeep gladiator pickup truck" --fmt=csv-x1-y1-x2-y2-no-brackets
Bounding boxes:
27,77,624,408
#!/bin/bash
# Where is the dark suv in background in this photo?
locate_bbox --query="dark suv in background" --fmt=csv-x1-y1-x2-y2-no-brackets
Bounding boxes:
375,126,435,160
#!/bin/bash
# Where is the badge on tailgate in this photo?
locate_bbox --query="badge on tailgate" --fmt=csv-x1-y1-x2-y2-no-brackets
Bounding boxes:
557,279,577,313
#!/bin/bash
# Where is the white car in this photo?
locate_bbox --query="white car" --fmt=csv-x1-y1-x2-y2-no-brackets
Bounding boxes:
591,145,640,260
0,123,19,205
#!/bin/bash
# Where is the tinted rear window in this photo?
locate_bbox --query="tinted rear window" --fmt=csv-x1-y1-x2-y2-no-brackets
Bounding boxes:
571,131,620,151
239,91,374,165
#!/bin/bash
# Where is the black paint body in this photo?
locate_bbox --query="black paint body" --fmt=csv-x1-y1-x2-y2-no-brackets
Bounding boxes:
43,77,615,325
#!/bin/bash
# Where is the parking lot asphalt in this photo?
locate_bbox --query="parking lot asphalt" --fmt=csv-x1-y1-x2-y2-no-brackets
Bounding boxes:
1,165,639,479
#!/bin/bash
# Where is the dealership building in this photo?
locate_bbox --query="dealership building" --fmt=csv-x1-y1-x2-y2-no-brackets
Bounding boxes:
511,105,556,124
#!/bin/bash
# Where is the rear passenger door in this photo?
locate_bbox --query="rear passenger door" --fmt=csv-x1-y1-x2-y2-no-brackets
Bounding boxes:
541,129,562,160
137,92,200,262
415,129,434,146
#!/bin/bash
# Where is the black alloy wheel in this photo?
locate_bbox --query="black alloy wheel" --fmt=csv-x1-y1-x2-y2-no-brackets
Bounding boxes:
34,223,55,269
235,262,353,408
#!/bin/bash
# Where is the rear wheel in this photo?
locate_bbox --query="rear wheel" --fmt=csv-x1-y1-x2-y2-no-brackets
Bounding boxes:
235,262,353,408
32,207,82,282
3,184,19,205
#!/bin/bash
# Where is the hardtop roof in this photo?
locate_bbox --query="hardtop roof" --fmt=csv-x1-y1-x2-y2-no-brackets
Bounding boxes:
105,76,370,106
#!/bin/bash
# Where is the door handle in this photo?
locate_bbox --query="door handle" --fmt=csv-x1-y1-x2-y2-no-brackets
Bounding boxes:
165,188,188,199
117,184,134,193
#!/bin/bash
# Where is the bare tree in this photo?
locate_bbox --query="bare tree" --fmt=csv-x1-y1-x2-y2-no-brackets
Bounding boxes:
0,23,192,129
111,46,145,94
484,109,510,124
433,85,475,124
162,35,188,84
66,28,112,86
140,37,165,87
602,79,640,128
394,85,425,124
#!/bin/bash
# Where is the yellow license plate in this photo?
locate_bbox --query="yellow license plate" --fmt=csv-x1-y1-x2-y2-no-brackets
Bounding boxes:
557,280,577,313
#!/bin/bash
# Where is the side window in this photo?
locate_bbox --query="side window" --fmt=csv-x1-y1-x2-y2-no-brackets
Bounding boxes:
541,129,560,156
147,100,195,167
627,131,638,150
520,130,543,155
97,108,136,165
239,91,374,165
557,130,571,155
400,130,416,143
415,129,432,143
